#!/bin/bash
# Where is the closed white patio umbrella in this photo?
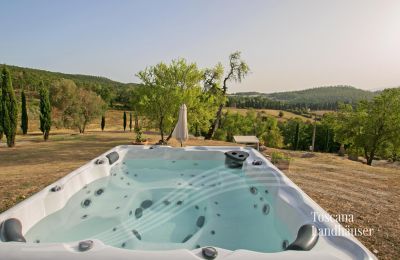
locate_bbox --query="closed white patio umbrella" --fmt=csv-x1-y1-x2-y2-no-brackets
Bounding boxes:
172,104,189,147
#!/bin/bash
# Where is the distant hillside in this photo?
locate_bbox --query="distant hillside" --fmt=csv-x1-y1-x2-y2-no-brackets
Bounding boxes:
3,65,139,108
266,86,376,103
229,86,379,110
6,65,137,91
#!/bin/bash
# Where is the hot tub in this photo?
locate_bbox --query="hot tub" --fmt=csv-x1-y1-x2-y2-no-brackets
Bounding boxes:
0,146,376,259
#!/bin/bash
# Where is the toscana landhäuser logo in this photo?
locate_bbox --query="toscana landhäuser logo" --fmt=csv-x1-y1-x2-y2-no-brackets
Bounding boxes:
312,212,374,237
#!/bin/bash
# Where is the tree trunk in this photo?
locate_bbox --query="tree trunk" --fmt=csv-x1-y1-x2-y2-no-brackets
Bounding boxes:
159,117,164,143
338,144,345,156
44,131,49,141
7,134,16,147
166,128,174,141
367,150,375,166
134,115,139,130
205,104,224,139
205,70,232,140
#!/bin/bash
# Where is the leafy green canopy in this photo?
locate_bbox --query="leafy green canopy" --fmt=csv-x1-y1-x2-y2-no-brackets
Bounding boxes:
326,88,400,165
136,58,223,143
50,79,106,133
214,110,283,148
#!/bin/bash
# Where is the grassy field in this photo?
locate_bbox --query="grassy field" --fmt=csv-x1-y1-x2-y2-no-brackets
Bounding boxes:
263,148,399,260
1,110,399,259
225,107,311,122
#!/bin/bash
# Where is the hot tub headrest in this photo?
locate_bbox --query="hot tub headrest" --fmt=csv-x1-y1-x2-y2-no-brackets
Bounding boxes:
106,151,119,165
0,218,26,242
286,224,319,251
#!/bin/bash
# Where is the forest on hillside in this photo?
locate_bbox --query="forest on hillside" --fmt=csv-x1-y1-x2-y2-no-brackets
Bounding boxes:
229,86,378,110
6,65,139,108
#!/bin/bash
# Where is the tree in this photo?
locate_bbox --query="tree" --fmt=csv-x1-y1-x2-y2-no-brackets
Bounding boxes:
0,75,3,142
21,90,28,134
39,85,51,140
330,89,400,165
101,115,105,131
1,67,18,147
50,79,106,133
293,122,300,150
205,51,250,139
50,79,79,128
123,111,127,131
278,111,284,118
72,89,106,133
136,59,204,143
129,112,133,132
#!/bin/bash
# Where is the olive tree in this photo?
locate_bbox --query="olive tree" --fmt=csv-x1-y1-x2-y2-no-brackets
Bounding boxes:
50,79,106,133
330,88,400,165
136,59,205,143
205,51,250,139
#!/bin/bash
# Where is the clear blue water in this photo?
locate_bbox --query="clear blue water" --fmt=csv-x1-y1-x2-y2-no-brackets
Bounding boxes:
25,156,291,252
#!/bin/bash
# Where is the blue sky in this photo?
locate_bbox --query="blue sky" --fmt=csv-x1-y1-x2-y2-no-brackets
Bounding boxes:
1,0,400,93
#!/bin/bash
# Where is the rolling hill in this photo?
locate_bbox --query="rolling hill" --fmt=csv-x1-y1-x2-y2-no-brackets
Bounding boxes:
229,86,380,110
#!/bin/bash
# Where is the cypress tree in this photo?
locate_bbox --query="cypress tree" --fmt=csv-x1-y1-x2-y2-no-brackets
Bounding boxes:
1,67,18,147
129,112,132,132
101,115,105,131
39,85,51,140
0,79,2,141
123,111,127,131
21,90,28,134
293,122,300,150
325,128,330,152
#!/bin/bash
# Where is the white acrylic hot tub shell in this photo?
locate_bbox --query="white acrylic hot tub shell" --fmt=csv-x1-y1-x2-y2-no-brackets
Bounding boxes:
0,146,377,260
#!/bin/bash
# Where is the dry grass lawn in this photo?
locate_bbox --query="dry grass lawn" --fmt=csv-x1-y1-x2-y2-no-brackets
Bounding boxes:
225,107,311,122
263,148,399,260
0,128,398,259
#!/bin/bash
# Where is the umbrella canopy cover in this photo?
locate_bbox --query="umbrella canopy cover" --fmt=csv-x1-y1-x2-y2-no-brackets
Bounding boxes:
172,104,189,144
